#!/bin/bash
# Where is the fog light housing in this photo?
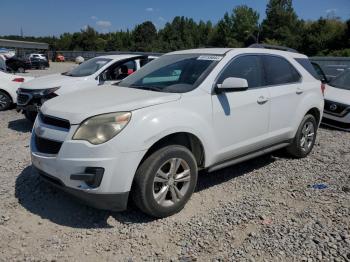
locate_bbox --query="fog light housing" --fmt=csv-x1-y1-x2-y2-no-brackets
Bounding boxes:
70,167,104,188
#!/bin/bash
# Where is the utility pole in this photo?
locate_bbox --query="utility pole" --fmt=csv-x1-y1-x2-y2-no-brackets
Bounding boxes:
20,27,24,38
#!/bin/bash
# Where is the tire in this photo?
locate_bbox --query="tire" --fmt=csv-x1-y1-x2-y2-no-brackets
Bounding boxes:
132,145,198,218
286,114,317,158
17,67,25,73
24,110,37,122
0,91,12,111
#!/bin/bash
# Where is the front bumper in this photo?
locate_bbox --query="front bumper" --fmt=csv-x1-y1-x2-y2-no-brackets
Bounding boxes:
322,111,350,131
36,167,129,211
30,116,146,211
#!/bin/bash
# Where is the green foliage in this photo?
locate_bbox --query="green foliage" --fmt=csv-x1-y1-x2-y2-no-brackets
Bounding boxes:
301,18,347,56
1,1,349,56
132,21,157,52
261,0,303,49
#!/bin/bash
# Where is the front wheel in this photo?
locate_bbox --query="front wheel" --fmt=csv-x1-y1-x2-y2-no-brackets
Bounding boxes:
132,145,198,218
0,91,12,111
286,114,317,158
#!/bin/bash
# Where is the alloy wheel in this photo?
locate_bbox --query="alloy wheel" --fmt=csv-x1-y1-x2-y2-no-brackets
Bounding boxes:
300,121,315,152
153,158,191,207
0,94,9,109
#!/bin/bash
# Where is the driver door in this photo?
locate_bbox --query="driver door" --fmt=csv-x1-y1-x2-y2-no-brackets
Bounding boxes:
212,55,271,161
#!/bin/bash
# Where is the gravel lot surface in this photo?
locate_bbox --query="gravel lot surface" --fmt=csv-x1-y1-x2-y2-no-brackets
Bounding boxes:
0,64,349,261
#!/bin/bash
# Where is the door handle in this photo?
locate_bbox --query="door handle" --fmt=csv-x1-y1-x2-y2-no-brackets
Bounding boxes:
257,96,269,105
296,87,304,95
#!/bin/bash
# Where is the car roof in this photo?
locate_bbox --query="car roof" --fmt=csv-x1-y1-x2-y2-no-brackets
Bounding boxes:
167,48,308,58
97,54,146,60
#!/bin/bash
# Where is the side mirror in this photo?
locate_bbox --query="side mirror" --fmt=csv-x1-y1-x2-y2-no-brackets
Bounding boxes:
98,72,107,84
216,77,248,93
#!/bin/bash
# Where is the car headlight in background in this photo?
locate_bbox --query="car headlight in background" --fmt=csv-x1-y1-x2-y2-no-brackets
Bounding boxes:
41,86,60,96
73,112,131,145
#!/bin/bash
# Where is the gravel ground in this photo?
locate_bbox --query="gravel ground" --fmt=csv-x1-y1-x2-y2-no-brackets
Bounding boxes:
0,65,349,261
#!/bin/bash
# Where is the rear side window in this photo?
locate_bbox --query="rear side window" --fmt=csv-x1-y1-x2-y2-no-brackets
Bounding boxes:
217,55,264,88
295,58,320,80
263,56,300,86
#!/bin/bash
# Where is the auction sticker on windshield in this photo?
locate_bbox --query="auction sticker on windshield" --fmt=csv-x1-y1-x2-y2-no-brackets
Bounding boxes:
197,55,223,61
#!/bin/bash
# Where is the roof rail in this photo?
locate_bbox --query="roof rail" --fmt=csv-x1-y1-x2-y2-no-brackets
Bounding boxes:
249,44,299,53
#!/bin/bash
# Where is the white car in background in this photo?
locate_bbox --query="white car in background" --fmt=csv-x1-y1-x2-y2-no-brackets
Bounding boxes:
323,69,350,131
0,71,34,111
29,53,47,61
17,54,157,121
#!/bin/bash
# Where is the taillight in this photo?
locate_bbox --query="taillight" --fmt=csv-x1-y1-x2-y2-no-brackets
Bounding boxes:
321,83,326,96
12,78,25,83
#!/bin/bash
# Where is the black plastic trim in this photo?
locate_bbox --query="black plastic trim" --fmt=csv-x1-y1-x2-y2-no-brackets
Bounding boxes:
36,168,129,211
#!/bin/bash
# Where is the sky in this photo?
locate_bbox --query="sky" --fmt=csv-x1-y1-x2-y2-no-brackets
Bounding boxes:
0,0,349,37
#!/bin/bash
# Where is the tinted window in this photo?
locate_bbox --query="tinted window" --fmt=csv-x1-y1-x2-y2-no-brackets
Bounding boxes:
295,58,320,80
217,55,264,88
263,56,300,85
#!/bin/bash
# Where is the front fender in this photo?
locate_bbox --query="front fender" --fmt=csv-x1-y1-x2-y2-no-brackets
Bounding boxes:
115,96,216,166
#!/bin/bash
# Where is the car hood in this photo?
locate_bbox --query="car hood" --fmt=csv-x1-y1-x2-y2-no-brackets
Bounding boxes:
325,85,350,105
20,73,84,91
41,86,181,124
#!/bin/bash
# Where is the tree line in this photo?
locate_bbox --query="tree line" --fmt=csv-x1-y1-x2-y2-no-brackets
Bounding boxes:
2,0,350,56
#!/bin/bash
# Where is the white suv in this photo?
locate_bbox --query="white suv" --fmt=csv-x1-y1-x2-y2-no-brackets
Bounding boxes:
31,47,324,217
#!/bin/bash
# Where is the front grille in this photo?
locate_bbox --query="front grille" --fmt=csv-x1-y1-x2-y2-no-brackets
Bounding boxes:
323,118,350,130
35,135,63,154
324,100,350,117
39,113,70,129
17,93,31,105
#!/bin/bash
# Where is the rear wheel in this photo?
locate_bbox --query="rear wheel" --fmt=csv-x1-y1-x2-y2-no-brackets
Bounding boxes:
0,91,12,111
17,67,25,73
286,114,317,158
132,145,198,218
24,110,37,122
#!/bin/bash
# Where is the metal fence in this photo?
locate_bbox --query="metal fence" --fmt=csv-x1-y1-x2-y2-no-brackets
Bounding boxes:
48,51,163,61
310,57,350,68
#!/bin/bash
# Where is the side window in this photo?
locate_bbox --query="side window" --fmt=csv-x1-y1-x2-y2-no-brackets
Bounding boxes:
124,60,136,72
295,58,321,80
217,55,264,88
263,56,300,85
103,60,136,81
140,58,154,67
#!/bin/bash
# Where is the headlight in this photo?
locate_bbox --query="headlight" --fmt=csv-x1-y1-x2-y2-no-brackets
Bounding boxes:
72,112,131,145
41,87,60,96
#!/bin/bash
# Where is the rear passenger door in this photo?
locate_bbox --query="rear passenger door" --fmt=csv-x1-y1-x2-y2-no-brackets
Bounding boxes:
212,55,271,161
262,55,302,141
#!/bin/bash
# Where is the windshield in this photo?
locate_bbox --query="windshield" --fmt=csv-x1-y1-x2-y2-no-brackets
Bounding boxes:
64,57,112,77
329,69,350,90
119,54,222,93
